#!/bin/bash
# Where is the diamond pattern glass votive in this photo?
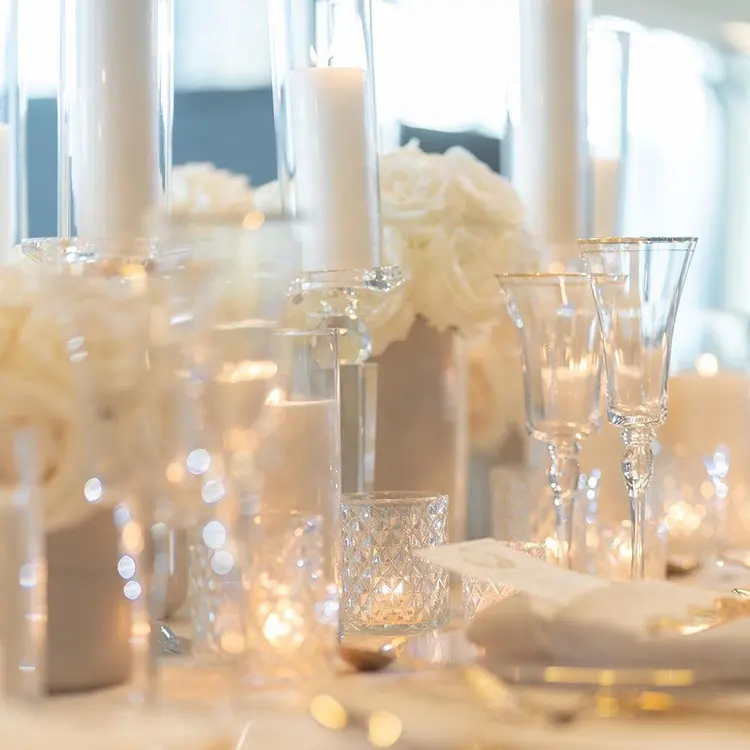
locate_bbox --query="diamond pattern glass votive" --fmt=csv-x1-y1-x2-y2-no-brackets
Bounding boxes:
340,492,449,635
461,542,547,620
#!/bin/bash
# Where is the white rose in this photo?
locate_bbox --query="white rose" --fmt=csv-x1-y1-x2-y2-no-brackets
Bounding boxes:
379,141,465,230
171,163,255,222
0,269,152,532
443,146,526,227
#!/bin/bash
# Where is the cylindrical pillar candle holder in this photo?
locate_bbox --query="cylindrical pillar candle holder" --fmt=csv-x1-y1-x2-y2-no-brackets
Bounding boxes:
509,0,589,247
269,0,381,272
58,0,173,239
0,0,26,261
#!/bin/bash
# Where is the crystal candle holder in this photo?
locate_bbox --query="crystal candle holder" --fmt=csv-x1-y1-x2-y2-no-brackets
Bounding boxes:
243,511,338,687
340,492,449,635
461,542,547,620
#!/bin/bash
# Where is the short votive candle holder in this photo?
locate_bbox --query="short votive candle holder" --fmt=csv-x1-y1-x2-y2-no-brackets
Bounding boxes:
462,542,547,620
340,492,449,635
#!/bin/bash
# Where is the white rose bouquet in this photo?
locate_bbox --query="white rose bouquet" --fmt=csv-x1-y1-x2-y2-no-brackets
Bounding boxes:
174,143,539,452
371,141,535,351
0,266,151,532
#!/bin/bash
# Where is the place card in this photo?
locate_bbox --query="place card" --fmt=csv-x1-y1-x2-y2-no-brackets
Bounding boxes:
418,538,608,606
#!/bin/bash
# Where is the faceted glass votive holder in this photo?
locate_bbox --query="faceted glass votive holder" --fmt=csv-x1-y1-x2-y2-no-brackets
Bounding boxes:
340,492,449,635
461,542,547,620
243,511,338,687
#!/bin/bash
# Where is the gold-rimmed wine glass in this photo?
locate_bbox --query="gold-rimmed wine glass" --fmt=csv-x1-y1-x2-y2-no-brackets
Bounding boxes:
579,237,696,580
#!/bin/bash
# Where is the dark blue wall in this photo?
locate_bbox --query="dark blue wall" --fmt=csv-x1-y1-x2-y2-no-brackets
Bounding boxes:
27,87,277,238
27,88,500,238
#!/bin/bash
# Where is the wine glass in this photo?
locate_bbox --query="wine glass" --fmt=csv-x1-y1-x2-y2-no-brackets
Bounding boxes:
579,237,696,580
498,273,604,568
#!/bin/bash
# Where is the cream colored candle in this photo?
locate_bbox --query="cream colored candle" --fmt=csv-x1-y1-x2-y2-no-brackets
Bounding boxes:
513,0,589,246
71,0,161,238
287,67,380,271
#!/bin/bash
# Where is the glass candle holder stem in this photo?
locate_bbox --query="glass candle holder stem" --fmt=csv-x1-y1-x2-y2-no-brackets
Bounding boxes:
621,426,655,579
547,440,581,568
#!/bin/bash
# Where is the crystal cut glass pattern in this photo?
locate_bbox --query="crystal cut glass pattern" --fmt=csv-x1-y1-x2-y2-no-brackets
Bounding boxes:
461,542,547,620
341,492,449,635
244,512,338,686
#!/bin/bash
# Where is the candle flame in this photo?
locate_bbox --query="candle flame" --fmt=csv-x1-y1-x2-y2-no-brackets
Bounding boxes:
380,580,404,596
695,352,718,377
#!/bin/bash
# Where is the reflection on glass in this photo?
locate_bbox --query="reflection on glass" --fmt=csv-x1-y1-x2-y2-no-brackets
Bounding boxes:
498,273,604,569
581,236,696,580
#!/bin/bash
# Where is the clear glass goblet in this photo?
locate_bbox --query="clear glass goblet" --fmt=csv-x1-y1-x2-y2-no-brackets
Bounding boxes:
579,237,697,580
498,273,604,569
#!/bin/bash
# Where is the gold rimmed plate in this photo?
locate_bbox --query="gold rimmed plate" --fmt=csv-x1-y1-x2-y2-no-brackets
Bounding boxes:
483,663,750,693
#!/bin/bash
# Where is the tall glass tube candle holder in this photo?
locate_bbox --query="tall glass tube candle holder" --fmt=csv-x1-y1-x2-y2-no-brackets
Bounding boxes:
269,0,380,273
0,0,26,261
58,0,174,239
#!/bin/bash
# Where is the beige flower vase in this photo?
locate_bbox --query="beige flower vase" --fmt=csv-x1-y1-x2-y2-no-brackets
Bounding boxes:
372,318,469,542
46,509,130,693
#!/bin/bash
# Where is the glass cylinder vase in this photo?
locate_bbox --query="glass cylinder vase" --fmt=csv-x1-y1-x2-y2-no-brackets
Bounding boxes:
269,0,381,272
0,0,26,261
58,0,174,239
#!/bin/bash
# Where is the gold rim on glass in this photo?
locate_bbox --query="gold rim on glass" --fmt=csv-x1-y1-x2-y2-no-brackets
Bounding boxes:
578,236,698,246
496,272,589,282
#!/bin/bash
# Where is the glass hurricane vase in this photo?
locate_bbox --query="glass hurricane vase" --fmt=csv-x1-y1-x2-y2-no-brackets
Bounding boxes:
498,273,604,569
580,237,696,580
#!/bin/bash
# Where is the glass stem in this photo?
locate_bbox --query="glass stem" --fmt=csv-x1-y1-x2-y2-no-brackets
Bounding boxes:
547,441,581,569
620,427,656,580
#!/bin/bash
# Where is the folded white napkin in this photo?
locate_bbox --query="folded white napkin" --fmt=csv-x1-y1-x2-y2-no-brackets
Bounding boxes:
467,581,750,678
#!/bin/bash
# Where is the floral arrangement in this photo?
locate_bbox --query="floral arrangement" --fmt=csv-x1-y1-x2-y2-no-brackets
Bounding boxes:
170,162,256,223
0,267,150,532
173,144,536,451
251,142,536,353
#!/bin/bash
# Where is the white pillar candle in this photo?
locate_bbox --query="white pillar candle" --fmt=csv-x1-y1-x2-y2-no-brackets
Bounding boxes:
592,157,620,238
71,0,161,239
512,0,589,247
0,124,12,262
287,67,380,272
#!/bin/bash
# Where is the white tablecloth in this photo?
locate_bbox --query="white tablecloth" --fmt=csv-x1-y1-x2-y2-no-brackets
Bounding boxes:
4,561,750,749
1,655,743,750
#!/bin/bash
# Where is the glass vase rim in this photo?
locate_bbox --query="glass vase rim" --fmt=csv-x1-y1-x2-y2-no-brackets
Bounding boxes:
17,236,201,261
497,271,589,282
343,491,447,506
273,327,338,338
577,236,698,247
496,271,620,285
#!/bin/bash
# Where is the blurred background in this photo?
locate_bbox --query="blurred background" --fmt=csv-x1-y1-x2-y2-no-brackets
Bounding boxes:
20,0,750,314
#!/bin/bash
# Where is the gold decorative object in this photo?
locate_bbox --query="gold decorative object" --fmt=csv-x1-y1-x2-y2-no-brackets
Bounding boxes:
648,594,750,636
